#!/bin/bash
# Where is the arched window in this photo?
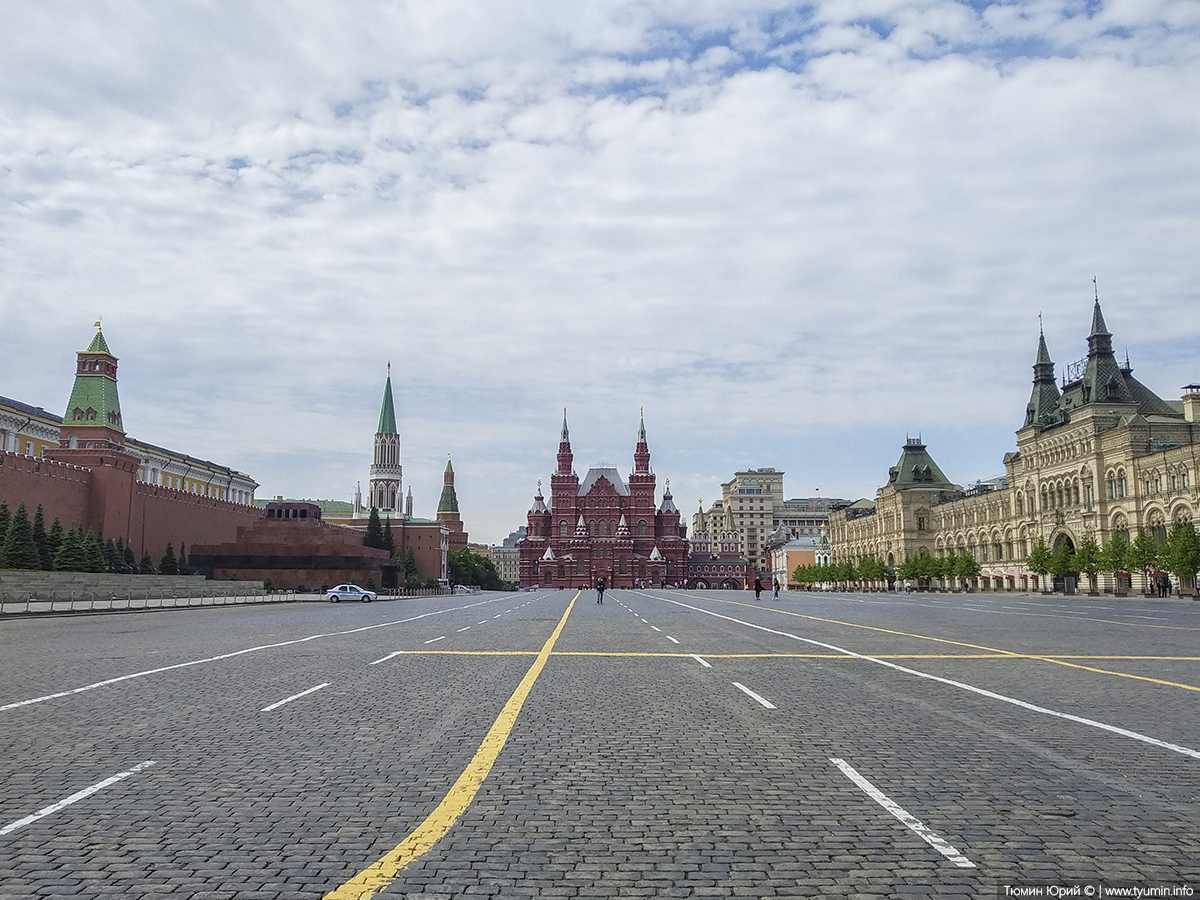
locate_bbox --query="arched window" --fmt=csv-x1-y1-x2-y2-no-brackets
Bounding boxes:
638,520,646,536
560,521,568,537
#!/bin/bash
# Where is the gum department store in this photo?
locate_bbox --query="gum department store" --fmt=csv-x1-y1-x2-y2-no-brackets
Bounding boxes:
830,299,1200,593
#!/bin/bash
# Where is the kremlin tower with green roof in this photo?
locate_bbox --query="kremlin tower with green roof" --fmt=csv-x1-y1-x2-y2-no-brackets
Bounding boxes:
362,364,402,517
60,323,127,451
437,455,468,550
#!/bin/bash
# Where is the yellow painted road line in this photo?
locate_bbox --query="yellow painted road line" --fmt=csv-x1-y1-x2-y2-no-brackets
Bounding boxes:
672,592,1200,693
402,650,1200,661
323,592,580,900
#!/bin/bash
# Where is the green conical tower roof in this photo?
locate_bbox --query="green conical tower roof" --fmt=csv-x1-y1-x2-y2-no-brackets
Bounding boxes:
63,324,124,438
437,455,460,514
377,365,397,435
86,328,111,354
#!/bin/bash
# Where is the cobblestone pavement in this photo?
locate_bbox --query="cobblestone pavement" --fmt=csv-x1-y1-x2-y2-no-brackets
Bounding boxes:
2,589,1198,899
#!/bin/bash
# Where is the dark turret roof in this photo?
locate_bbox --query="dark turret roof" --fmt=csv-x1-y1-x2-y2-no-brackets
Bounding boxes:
887,439,953,488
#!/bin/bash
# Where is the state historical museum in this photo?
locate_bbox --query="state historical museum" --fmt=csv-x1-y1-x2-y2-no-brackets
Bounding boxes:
518,413,687,589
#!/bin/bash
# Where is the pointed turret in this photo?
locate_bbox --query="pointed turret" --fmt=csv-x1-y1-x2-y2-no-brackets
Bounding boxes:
575,513,588,536
557,408,573,476
1024,328,1062,428
633,408,650,474
1082,298,1133,405
437,453,468,550
60,323,126,451
530,480,548,514
437,455,460,515
378,363,398,435
367,366,402,514
658,478,678,514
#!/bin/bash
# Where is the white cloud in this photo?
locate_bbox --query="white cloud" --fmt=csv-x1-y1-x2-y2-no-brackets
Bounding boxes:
1,0,1198,543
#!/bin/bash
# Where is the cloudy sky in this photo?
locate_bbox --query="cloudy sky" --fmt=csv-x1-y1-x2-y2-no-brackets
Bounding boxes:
2,0,1198,544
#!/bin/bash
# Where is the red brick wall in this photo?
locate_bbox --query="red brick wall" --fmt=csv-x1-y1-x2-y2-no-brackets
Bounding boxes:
0,448,262,561
133,483,263,562
0,451,91,529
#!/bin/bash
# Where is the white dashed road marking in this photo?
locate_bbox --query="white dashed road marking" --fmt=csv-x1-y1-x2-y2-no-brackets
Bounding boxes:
424,636,446,644
262,683,330,712
732,682,776,709
0,761,157,837
831,758,975,868
369,651,404,665
690,654,712,668
666,636,680,644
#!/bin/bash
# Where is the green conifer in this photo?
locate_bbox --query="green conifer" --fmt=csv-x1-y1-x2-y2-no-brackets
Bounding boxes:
0,501,10,568
3,503,41,569
139,551,154,574
32,506,52,570
48,518,65,561
84,531,106,573
54,527,86,572
123,544,137,573
364,507,384,549
160,543,178,575
177,542,189,576
382,518,395,554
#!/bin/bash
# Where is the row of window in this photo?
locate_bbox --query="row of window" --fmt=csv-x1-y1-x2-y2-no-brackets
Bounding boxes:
560,519,649,536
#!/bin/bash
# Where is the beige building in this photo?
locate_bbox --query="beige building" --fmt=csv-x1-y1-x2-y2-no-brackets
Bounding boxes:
830,300,1199,593
693,467,846,572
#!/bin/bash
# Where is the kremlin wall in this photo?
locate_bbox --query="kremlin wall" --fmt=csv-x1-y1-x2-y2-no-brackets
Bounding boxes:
0,327,456,590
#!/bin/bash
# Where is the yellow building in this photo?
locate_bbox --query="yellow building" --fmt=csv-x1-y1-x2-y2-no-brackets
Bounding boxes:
830,300,1199,593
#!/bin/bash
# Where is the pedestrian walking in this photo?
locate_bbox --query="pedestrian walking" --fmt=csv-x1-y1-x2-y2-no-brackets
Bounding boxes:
773,578,780,601
754,576,763,600
596,577,605,604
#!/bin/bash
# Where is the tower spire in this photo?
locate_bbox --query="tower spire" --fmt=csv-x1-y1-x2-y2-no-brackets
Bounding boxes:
633,409,650,474
557,408,573,475
367,367,402,513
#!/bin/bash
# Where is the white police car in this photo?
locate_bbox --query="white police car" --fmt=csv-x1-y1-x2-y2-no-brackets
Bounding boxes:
326,583,377,603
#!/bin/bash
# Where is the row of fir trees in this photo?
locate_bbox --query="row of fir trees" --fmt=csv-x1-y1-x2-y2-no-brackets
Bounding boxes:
790,520,1200,592
0,501,194,576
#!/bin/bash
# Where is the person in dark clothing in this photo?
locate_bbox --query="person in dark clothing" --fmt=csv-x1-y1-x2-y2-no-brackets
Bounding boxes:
754,577,763,600
596,577,605,604
773,578,780,601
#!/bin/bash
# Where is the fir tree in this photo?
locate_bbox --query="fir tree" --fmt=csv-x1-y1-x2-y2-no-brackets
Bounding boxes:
104,538,122,573
364,507,384,549
53,527,88,572
0,501,9,568
139,551,155,575
124,544,137,574
84,531,106,573
403,546,418,581
382,518,395,555
3,503,41,569
160,543,178,575
177,542,189,576
32,506,52,570
47,518,65,562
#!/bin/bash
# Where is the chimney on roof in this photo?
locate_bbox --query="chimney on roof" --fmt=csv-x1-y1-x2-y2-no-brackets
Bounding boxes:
1183,385,1200,423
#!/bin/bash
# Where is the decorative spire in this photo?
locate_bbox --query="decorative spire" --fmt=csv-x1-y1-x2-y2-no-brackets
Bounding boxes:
557,409,574,476
633,410,651,474
437,454,460,514
377,368,398,435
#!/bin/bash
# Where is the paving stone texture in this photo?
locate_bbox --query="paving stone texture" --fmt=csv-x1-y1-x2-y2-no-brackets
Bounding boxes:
1,589,1198,898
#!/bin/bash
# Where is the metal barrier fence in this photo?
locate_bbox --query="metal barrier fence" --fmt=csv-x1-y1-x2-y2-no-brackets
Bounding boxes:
0,586,293,616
